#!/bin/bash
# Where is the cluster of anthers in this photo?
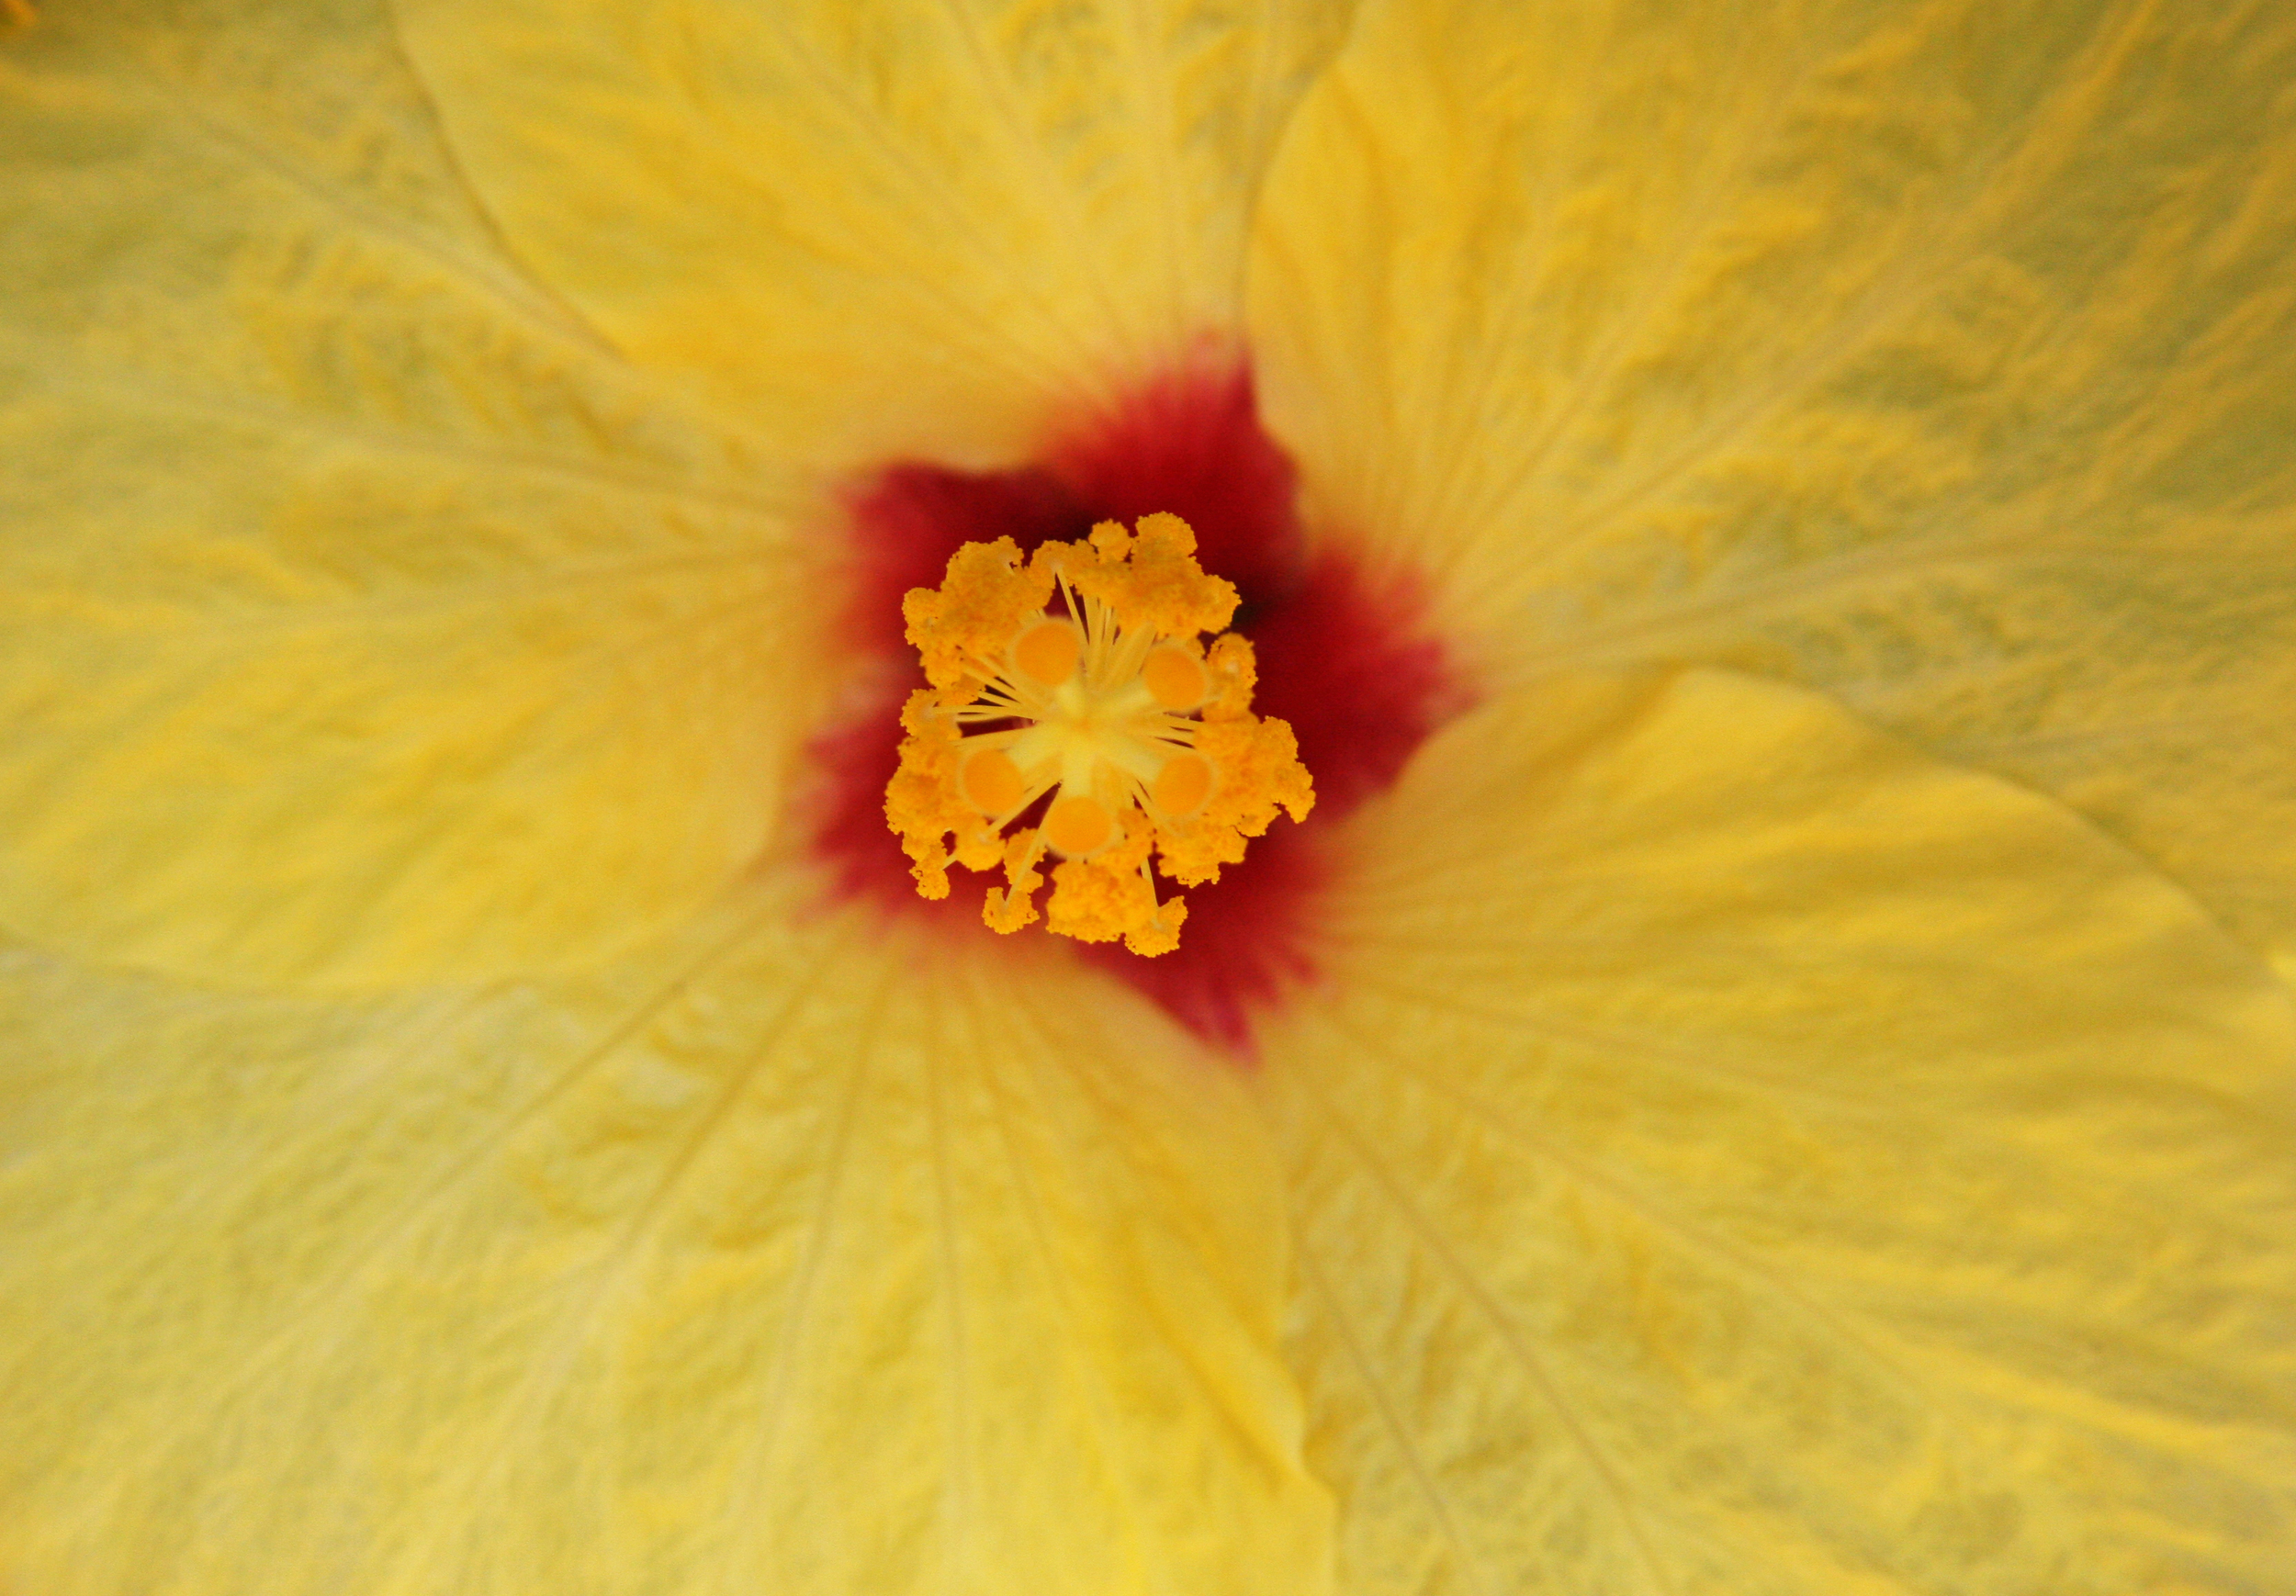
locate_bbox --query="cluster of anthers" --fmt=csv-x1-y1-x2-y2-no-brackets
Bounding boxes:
885,512,1313,956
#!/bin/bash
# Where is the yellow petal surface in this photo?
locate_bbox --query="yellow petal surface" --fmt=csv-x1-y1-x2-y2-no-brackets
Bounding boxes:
0,2,821,986
393,0,1353,469
1249,0,2296,973
1258,669,2296,1595
0,884,1331,1596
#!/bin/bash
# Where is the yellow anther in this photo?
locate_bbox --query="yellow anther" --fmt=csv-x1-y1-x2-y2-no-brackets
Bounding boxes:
1011,619,1081,685
1043,793,1116,858
984,830,1046,933
1201,632,1257,720
1043,808,1165,950
1154,714,1313,888
1142,645,1208,712
959,746,1025,816
1060,513,1239,639
884,689,999,897
1121,897,1187,958
901,537,1055,703
1152,752,1213,818
887,513,1314,956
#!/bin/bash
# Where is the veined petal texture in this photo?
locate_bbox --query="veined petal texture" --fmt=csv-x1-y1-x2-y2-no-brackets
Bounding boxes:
1249,0,2296,975
395,0,1354,467
0,1,823,985
1263,668,2296,1594
0,894,1331,1595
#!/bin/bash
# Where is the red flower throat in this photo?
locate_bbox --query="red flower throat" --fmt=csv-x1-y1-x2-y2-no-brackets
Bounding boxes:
810,364,1461,1050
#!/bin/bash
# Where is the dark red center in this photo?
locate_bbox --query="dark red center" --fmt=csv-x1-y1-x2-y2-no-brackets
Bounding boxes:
805,362,1463,1051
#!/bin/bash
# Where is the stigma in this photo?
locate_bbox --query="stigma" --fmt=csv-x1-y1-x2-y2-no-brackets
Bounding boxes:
884,513,1313,956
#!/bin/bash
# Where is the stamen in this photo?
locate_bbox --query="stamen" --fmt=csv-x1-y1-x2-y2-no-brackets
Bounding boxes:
959,746,1026,816
884,514,1313,955
1012,619,1081,686
1043,794,1116,857
1142,646,1208,712
1152,752,1213,818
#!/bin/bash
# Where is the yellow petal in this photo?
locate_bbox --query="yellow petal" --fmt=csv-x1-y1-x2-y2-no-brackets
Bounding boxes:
394,0,1354,468
1259,669,2296,1594
1249,0,2296,972
0,5,821,986
0,888,1333,1595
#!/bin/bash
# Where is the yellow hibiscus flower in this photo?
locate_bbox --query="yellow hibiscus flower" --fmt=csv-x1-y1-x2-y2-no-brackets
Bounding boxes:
5,0,2294,1592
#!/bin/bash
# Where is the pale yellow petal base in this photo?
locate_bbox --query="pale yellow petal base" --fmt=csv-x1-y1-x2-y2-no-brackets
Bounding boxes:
1263,669,2296,1595
0,887,1332,1595
393,0,1354,466
1250,0,2296,978
0,2,820,989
